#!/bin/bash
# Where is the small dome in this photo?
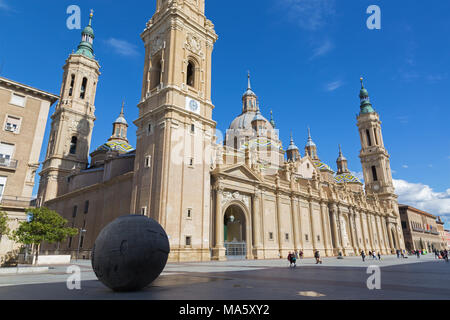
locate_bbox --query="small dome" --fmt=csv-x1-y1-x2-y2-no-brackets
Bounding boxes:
252,110,266,123
82,25,95,38
287,143,299,151
229,111,270,131
243,88,256,98
287,134,299,151
115,115,128,125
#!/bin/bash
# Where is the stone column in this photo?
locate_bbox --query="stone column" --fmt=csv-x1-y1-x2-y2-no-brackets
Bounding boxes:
337,207,348,255
276,192,283,258
329,203,341,255
386,218,394,253
212,186,226,261
309,200,318,252
349,208,358,255
252,192,263,259
320,202,333,256
291,196,301,252
366,213,375,252
357,210,367,252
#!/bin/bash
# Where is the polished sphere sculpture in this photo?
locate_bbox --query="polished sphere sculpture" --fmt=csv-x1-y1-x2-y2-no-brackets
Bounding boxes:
91,215,170,292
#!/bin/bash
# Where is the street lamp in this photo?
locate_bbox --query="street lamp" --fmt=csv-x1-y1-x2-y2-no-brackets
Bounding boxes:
76,228,87,260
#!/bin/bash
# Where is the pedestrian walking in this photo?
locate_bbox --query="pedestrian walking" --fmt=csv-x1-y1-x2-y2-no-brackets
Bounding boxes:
299,250,304,260
378,252,381,260
361,250,366,262
396,250,400,259
287,252,293,268
294,250,299,260
314,250,322,264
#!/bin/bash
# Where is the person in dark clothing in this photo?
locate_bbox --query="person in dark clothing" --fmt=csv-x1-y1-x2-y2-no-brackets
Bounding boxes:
378,252,382,260
397,250,400,259
361,250,366,262
314,250,322,264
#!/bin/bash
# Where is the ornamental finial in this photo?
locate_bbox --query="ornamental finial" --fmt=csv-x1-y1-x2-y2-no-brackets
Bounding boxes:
89,9,94,26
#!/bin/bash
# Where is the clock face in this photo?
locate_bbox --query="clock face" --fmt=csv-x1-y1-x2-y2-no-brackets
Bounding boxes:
189,99,199,112
373,184,380,191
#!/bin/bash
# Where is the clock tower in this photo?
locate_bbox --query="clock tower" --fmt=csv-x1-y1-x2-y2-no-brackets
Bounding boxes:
131,0,218,261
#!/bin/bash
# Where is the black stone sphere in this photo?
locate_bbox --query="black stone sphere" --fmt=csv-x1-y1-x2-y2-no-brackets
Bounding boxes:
91,215,170,292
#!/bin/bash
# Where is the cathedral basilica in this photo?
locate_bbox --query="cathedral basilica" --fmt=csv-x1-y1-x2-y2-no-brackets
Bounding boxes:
38,1,406,261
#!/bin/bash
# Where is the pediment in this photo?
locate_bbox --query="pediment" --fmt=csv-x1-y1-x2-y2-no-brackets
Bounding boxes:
214,164,262,182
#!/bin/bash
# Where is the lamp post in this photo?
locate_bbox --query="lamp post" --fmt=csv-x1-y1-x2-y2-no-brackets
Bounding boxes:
76,228,86,260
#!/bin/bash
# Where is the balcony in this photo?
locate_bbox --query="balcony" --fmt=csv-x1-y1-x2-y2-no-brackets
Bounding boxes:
412,227,424,233
0,158,18,170
0,195,34,209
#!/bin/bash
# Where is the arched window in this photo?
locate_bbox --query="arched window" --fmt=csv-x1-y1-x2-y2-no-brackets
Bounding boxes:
69,74,75,97
371,165,378,182
151,59,162,90
374,128,379,145
80,77,88,99
70,136,78,155
366,129,372,147
187,61,195,88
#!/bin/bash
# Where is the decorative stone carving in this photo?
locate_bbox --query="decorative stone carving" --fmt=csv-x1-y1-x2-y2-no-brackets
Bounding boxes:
185,32,203,57
222,190,249,208
150,34,165,56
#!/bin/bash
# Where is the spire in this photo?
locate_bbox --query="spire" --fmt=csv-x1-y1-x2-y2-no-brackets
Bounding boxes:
306,127,316,147
75,10,95,59
286,132,300,161
336,144,349,174
270,110,276,128
120,100,125,116
287,132,298,150
114,101,128,125
337,144,347,161
359,77,375,114
243,71,256,98
109,101,128,143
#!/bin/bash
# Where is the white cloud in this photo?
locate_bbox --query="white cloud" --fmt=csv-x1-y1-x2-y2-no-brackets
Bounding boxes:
0,0,11,10
280,0,336,31
402,165,409,169
351,171,364,182
325,80,344,92
311,39,333,59
393,179,450,227
105,38,139,57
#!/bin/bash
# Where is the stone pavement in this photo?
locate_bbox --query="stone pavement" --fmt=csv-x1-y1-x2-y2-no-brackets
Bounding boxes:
0,254,448,300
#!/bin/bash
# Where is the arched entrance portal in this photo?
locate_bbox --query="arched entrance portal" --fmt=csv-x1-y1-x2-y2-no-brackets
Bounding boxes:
224,204,247,260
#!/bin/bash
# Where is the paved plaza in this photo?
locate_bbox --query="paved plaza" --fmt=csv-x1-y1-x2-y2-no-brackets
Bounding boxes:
0,254,449,300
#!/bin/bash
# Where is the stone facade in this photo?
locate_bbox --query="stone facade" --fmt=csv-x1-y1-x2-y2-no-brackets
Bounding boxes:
399,205,445,251
39,1,405,261
0,76,58,259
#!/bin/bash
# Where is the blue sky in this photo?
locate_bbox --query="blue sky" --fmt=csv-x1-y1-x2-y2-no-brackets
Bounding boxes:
1,0,449,227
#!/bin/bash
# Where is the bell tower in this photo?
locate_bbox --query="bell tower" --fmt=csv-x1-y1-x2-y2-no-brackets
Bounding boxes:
38,10,100,205
131,0,218,261
357,78,394,195
357,77,405,251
